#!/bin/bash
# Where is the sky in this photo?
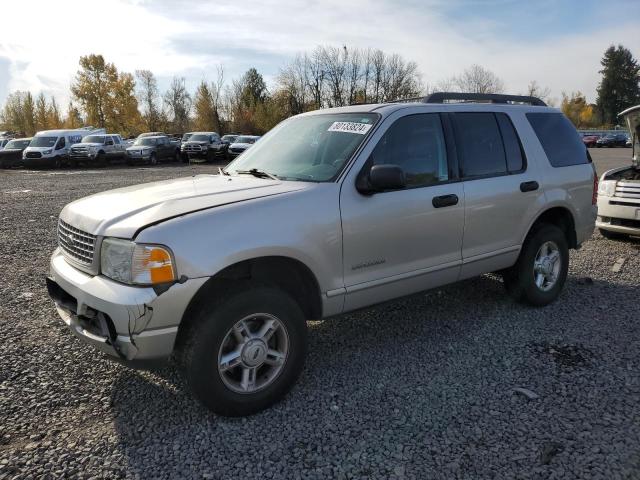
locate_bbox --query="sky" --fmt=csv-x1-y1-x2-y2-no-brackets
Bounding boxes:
0,0,639,109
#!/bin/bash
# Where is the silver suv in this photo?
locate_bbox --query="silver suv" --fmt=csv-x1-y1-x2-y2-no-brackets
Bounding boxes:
47,93,597,416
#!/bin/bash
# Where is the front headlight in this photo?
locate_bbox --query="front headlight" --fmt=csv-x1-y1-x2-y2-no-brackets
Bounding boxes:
598,180,616,197
100,238,177,285
43,149,52,155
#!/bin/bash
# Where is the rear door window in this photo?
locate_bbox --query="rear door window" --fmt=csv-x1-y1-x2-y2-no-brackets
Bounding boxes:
453,112,507,177
526,112,589,167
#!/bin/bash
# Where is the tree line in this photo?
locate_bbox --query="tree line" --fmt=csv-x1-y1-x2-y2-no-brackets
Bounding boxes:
1,44,638,138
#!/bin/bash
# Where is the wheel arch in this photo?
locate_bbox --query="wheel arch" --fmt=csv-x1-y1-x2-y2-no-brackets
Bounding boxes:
174,255,322,355
525,206,577,249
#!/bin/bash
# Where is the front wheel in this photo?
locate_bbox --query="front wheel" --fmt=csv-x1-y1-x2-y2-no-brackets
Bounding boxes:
181,285,308,416
503,224,569,306
149,153,157,166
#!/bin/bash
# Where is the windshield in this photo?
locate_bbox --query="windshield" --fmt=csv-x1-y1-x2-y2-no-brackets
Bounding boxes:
234,136,258,144
189,134,211,142
226,113,379,182
182,133,193,142
133,138,157,146
5,140,30,149
30,136,57,148
222,135,237,143
82,135,105,144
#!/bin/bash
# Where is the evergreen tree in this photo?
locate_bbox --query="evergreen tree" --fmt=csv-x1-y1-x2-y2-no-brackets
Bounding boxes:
596,45,640,125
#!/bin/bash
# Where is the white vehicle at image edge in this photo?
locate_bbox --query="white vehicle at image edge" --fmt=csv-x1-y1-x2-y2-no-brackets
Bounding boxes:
23,127,105,168
597,104,640,239
46,92,597,416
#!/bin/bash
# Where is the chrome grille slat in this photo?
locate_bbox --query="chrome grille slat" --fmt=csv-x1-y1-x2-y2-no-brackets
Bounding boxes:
614,182,640,199
57,219,96,265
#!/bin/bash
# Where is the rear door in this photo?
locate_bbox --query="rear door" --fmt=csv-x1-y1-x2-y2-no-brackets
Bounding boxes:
451,111,545,279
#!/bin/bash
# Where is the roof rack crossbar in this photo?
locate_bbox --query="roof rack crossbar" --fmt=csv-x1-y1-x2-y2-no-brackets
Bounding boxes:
390,92,547,107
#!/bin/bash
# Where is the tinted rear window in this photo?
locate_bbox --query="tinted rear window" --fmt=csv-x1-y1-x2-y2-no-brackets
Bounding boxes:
495,113,525,172
526,113,588,167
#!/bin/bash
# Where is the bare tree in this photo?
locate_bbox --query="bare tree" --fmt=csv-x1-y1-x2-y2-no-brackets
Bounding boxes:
526,80,552,103
163,77,192,133
135,70,161,131
454,65,505,94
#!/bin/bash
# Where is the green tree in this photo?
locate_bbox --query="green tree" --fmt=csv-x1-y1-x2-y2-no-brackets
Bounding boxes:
596,45,640,126
71,54,118,128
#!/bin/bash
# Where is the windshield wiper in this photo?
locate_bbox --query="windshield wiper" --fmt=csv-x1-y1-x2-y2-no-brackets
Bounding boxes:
235,168,279,180
218,167,230,176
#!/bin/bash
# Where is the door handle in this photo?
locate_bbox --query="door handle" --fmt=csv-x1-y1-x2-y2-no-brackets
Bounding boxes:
432,194,459,208
520,181,539,192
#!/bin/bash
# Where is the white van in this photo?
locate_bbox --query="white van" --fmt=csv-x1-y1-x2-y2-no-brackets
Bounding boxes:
23,128,105,168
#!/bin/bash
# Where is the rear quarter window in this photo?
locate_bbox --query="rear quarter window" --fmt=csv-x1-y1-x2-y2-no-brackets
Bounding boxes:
526,112,589,167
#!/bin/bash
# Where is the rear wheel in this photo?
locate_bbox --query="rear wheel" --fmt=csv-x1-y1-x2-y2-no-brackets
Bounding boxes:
599,228,628,240
503,224,569,306
181,285,307,416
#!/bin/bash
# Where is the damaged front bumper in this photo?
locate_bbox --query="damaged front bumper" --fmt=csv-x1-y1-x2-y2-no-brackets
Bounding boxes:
47,248,207,363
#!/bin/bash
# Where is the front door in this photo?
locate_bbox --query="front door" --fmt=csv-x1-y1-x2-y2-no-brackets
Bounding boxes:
340,112,465,312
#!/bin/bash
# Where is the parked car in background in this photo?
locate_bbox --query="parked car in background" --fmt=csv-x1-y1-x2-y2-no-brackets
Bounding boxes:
181,132,224,163
0,137,31,168
220,134,238,159
597,105,640,239
23,128,104,168
0,137,14,151
596,133,628,148
69,134,126,166
125,135,180,165
138,131,166,138
582,134,600,148
227,135,260,158
47,92,597,416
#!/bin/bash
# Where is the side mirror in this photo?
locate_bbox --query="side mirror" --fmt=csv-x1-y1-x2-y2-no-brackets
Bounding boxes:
357,164,406,194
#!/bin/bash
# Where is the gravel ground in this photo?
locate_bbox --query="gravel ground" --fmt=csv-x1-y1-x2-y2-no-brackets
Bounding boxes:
1,153,639,479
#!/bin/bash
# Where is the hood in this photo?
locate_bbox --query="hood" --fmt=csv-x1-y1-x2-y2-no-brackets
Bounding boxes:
184,141,209,146
126,145,153,150
230,143,252,149
619,105,639,163
72,142,103,148
60,174,307,238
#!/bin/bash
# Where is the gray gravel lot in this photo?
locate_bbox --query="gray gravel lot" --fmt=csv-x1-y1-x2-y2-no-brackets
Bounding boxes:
1,150,639,479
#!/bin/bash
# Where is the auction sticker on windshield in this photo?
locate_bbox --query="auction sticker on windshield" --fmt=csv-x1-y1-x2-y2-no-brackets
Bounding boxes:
328,121,373,135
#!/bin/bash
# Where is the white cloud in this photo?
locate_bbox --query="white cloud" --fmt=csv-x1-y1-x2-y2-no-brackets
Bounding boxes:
0,0,638,107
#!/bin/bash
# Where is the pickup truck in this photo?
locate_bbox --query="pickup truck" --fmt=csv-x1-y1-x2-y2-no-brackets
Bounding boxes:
125,135,181,165
180,132,224,163
69,134,126,166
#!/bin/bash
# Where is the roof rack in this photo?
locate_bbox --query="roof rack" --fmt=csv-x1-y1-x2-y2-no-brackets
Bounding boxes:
391,92,547,107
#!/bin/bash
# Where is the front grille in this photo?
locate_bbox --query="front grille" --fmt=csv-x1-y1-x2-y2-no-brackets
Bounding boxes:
71,147,88,154
614,181,640,199
58,219,96,265
183,144,203,152
229,148,244,154
25,151,42,159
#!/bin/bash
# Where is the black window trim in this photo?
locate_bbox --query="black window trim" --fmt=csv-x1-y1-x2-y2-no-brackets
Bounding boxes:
495,112,528,175
451,111,528,181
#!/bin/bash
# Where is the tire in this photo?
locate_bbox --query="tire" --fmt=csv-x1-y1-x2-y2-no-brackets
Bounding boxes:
181,284,308,416
599,228,628,240
502,224,569,307
53,156,62,169
174,149,181,162
149,153,157,166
